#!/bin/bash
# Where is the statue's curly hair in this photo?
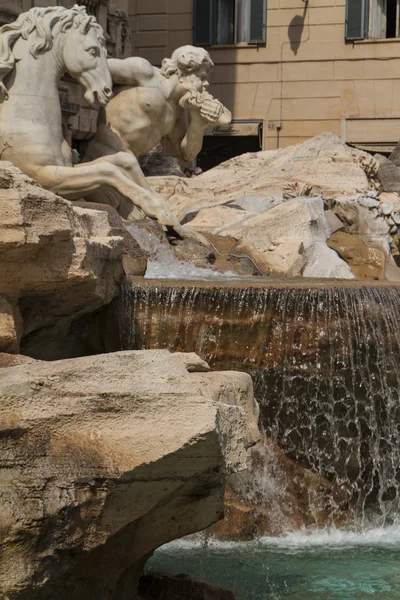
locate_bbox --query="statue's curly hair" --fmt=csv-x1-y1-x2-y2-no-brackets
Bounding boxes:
0,4,105,103
160,45,214,79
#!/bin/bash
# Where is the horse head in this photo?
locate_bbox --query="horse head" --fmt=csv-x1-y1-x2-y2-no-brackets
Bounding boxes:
61,9,112,107
0,5,112,106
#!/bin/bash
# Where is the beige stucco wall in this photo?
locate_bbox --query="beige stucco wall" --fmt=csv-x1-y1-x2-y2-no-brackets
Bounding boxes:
128,0,400,151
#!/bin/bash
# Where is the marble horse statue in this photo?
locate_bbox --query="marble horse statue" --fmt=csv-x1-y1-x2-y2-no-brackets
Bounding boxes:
0,5,183,238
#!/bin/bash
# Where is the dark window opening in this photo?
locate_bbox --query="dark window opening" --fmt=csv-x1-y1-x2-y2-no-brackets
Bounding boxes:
386,0,397,37
345,0,400,40
197,135,262,172
194,0,266,45
217,0,235,44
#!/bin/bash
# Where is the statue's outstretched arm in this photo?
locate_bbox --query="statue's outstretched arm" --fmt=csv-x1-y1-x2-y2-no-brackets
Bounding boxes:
169,93,232,163
107,57,154,86
168,110,209,164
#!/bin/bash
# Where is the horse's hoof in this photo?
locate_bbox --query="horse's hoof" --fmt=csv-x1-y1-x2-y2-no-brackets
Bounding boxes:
165,225,184,242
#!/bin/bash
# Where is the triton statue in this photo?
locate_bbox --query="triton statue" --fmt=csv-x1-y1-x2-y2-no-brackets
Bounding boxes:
84,46,232,218
86,45,231,162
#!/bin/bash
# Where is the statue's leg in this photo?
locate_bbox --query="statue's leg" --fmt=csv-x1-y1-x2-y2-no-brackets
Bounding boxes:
81,147,150,220
33,156,184,238
85,142,153,192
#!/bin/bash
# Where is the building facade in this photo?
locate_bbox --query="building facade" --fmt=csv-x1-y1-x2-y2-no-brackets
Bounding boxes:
3,0,400,163
128,0,400,162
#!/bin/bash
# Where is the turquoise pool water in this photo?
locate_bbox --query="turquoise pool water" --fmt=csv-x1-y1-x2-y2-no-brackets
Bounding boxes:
146,528,400,599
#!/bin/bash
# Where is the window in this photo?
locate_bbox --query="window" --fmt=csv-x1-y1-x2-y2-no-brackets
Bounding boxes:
345,0,400,39
194,0,266,46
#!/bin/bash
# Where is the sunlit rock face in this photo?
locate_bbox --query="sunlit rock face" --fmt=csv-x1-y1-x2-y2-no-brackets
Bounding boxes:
126,282,400,533
0,162,124,358
0,349,257,599
148,133,400,280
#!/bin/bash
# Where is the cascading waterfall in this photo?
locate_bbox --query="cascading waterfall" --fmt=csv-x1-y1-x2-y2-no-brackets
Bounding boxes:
125,282,400,530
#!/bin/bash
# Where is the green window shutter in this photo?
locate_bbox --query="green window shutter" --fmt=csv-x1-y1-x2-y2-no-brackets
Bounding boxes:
194,0,216,46
248,0,266,44
345,0,366,40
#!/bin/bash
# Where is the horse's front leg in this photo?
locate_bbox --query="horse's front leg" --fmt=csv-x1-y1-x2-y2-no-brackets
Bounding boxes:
33,157,184,239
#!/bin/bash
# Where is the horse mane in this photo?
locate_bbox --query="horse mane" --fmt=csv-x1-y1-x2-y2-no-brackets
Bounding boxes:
0,4,105,103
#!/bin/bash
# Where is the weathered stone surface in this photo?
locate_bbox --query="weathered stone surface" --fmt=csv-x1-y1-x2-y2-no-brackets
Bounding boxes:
329,195,390,237
376,154,400,193
180,196,281,234
219,196,354,278
139,143,184,177
146,133,389,279
73,201,149,278
325,193,400,279
328,232,385,280
0,349,257,599
151,133,373,220
0,353,38,368
0,162,124,356
138,574,237,600
0,296,21,353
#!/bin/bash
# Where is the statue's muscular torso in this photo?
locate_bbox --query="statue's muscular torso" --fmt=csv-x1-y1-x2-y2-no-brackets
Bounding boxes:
103,84,181,156
88,59,185,159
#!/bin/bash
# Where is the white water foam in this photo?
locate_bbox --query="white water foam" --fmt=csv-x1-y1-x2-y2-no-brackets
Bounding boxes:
258,525,400,550
159,525,400,554
124,224,239,280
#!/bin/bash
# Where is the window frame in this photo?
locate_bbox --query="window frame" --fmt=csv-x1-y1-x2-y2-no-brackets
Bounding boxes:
345,0,400,41
194,0,267,47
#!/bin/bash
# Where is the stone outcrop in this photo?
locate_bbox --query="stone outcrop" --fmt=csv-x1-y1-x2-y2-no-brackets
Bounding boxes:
151,132,374,220
0,162,124,357
327,232,386,280
216,196,354,279
147,133,400,279
0,352,39,368
376,153,400,193
0,349,258,599
139,143,183,177
0,296,21,353
73,201,149,278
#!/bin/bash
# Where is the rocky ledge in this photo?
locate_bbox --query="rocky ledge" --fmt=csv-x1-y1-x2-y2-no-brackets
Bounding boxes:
0,162,124,357
150,132,400,280
0,349,258,599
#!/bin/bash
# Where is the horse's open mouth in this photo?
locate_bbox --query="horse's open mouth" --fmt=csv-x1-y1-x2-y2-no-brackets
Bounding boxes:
83,88,112,107
94,90,110,107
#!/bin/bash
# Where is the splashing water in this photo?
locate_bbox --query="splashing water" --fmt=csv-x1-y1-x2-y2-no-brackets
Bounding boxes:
124,224,239,280
126,282,400,529
147,530,400,599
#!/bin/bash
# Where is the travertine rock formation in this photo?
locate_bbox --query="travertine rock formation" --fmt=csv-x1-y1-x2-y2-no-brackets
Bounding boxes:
376,153,400,193
139,143,183,177
216,196,354,279
151,132,375,219
0,162,123,357
0,349,258,599
149,133,400,279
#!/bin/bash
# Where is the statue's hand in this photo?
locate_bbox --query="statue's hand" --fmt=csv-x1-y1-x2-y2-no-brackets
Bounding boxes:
199,98,224,124
216,106,232,126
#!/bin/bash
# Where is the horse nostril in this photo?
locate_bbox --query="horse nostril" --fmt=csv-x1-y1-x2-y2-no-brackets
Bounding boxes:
104,86,112,97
